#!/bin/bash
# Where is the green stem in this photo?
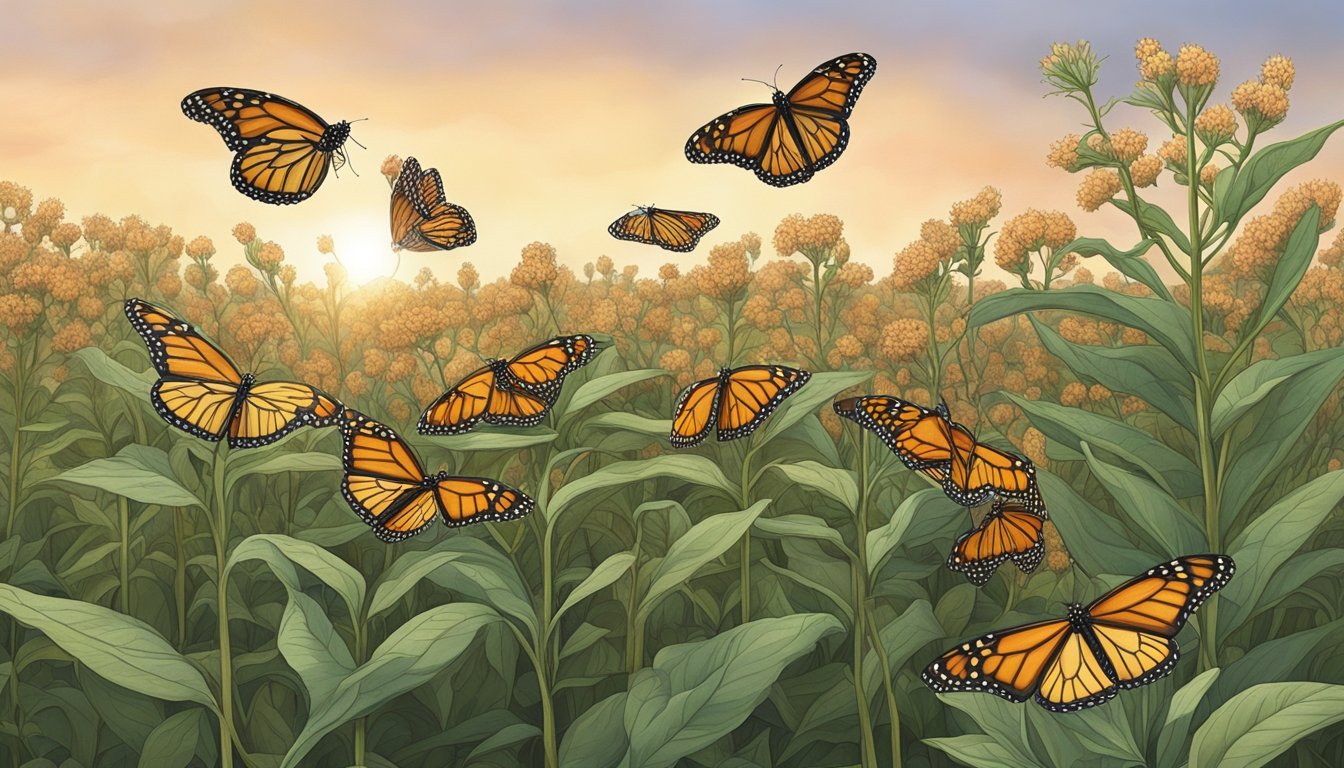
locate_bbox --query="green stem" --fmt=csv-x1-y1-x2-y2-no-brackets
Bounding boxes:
852,434,877,767
739,441,757,624
6,345,25,768
174,506,187,648
212,443,235,767
866,618,901,768
118,496,130,613
812,257,825,367
353,624,367,766
627,521,644,674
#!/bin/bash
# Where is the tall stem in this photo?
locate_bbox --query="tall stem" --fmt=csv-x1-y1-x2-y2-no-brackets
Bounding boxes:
812,258,825,367
212,443,235,767
626,522,644,674
739,442,755,624
353,624,367,766
851,435,878,767
118,497,130,613
6,344,26,768
174,506,187,648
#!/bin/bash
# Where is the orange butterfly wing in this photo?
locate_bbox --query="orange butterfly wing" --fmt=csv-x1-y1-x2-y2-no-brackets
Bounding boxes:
506,335,602,403
670,376,721,448
948,493,1048,586
339,412,438,542
833,395,954,470
418,364,498,435
608,206,720,252
390,156,476,252
434,476,535,527
716,365,811,441
923,619,1073,703
941,416,1036,506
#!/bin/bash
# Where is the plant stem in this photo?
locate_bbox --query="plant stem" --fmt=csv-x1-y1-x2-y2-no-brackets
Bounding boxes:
212,443,235,767
739,441,756,624
866,619,901,768
118,496,130,613
852,434,877,768
627,521,644,674
812,257,826,367
174,506,187,648
353,623,367,767
6,344,25,768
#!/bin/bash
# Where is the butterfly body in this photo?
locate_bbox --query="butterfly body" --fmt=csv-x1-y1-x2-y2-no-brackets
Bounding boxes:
125,299,341,448
923,555,1234,711
685,53,876,187
182,87,353,205
670,365,810,447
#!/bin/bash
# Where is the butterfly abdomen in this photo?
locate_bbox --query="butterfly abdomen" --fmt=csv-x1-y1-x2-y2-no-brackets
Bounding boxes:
318,121,352,153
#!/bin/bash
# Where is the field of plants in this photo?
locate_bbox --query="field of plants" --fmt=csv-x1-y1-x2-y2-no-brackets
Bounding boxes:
2,37,1343,768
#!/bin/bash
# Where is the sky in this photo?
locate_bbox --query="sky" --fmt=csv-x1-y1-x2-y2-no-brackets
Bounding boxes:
3,0,1344,286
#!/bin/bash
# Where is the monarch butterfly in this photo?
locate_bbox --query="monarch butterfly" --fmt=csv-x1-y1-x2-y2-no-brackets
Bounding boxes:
390,156,477,252
832,395,1036,507
948,491,1048,586
340,411,534,541
181,87,354,205
418,335,604,435
607,206,720,252
124,299,341,448
670,365,811,448
685,52,876,187
923,554,1235,711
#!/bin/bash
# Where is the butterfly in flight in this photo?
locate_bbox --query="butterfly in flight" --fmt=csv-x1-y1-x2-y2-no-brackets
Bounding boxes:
607,206,720,252
685,52,876,187
340,411,534,542
181,87,356,204
124,299,341,448
418,336,604,435
947,490,1049,586
390,156,477,252
833,395,1036,507
923,555,1234,711
671,365,811,448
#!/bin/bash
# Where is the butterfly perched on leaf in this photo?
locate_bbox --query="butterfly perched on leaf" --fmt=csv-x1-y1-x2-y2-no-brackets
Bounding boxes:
390,156,477,252
418,335,604,435
670,365,810,448
608,206,720,252
833,394,1036,507
923,554,1234,711
947,490,1048,586
340,411,534,542
124,299,341,448
685,52,876,187
181,87,355,205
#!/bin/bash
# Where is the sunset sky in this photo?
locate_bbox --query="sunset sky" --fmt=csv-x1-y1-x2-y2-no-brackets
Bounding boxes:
4,1,1344,285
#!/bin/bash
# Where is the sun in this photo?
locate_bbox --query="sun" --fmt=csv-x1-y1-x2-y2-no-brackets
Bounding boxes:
330,220,401,286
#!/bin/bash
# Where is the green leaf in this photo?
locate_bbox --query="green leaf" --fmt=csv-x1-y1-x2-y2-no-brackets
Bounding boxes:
562,369,667,418
623,614,844,768
50,446,203,508
72,347,156,395
367,551,462,619
1079,442,1204,557
1035,470,1159,575
1062,237,1173,300
866,488,949,577
932,694,1036,767
280,604,501,768
1029,316,1192,431
1206,620,1343,719
225,450,338,494
934,583,978,638
1246,206,1319,340
426,537,538,642
559,622,611,661
925,735,1041,768
423,428,559,452
768,461,857,510
1217,119,1344,226
552,552,634,631
549,455,734,523
558,691,628,768
1212,347,1344,437
0,583,215,711
637,500,771,622
1219,354,1344,525
1222,470,1344,635
1112,196,1192,254
756,370,873,445
862,599,942,698
969,285,1196,372
137,709,209,768
585,412,672,437
1156,667,1220,768
1003,393,1201,498
1189,682,1344,768
227,534,366,625
752,514,844,551
277,590,356,706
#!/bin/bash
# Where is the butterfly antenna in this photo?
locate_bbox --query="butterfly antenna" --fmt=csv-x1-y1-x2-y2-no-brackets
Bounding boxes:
772,63,783,90
740,76,775,91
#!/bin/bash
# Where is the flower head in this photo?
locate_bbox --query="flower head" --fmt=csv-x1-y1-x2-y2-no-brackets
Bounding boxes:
1260,54,1294,91
879,318,929,361
232,222,256,245
1129,155,1163,187
511,241,560,290
317,234,334,255
1175,44,1219,87
1194,105,1238,145
1076,169,1123,212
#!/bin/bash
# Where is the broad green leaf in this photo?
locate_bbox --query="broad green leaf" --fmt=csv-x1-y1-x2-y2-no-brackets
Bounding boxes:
280,604,501,768
550,455,734,523
553,552,635,630
137,709,210,768
1036,470,1158,575
969,285,1196,371
1028,696,1144,764
1247,548,1344,623
466,722,543,761
861,599,942,698
1112,196,1192,254
1246,207,1319,341
563,369,667,418
368,551,462,619
73,347,156,395
1189,682,1344,768
277,590,357,705
1220,354,1344,525
1217,119,1344,226
1156,667,1220,768
756,370,873,445
558,691,628,768
0,584,215,711
934,583,977,638
225,450,338,493
586,412,673,437
1079,443,1204,557
1206,620,1343,720
752,514,845,551
768,461,857,510
1212,347,1344,436
925,735,1040,768
423,428,559,452
637,500,771,622
559,622,611,661
1062,237,1172,300
1003,394,1201,498
227,534,366,625
623,614,843,768
1029,316,1192,431
50,447,203,508
1222,470,1344,635
935,694,1036,766
426,537,538,641
866,488,948,577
